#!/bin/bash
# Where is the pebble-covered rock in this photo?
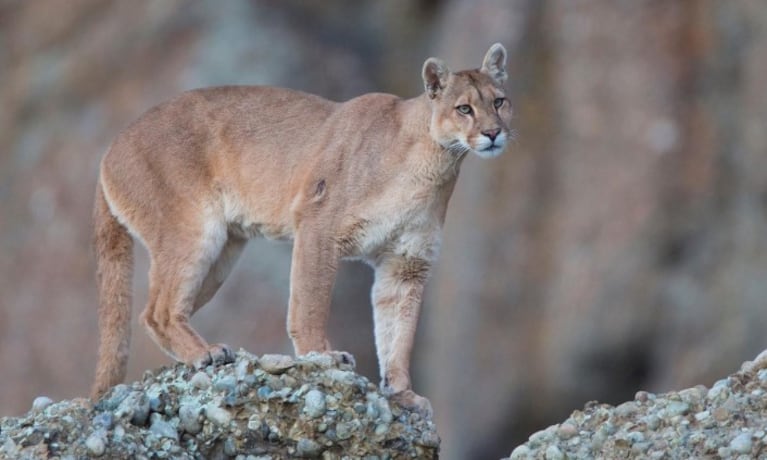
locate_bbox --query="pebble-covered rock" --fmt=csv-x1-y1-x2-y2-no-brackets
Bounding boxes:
0,350,438,459
506,358,767,459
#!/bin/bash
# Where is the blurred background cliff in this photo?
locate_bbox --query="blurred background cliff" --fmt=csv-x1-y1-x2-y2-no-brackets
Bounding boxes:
1,1,767,458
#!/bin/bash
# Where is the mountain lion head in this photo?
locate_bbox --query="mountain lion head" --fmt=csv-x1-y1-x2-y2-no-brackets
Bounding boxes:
422,43,512,159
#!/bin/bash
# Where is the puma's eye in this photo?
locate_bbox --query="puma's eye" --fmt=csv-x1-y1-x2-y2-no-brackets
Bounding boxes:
494,98,505,109
456,105,473,115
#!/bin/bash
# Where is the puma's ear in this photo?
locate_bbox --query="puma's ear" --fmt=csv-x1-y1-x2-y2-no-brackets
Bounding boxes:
422,57,450,99
481,42,507,84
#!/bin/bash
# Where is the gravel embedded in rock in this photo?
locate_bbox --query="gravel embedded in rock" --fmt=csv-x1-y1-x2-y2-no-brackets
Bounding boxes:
0,351,438,458
296,437,323,456
85,433,106,456
32,396,54,412
260,354,295,374
190,371,211,389
730,432,753,454
205,402,233,426
178,402,202,434
303,389,327,418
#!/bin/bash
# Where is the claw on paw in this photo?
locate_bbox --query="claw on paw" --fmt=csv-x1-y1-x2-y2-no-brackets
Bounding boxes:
326,350,356,369
192,343,235,369
389,389,433,418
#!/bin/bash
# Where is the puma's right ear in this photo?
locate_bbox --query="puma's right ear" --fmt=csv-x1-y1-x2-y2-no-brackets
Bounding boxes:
422,57,450,99
481,42,508,84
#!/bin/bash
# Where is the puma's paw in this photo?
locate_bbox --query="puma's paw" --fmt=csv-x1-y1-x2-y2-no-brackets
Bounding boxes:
389,389,433,419
192,343,235,369
325,350,356,369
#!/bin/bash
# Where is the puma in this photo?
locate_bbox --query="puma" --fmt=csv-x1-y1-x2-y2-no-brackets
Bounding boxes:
91,43,512,415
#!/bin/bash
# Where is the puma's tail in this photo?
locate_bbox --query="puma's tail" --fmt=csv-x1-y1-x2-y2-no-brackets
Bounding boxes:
91,178,134,400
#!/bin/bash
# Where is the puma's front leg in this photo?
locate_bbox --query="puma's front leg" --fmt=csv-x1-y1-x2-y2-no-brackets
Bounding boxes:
287,228,340,356
372,255,433,417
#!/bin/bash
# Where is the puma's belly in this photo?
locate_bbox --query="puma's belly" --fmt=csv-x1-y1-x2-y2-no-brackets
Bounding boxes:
222,193,294,241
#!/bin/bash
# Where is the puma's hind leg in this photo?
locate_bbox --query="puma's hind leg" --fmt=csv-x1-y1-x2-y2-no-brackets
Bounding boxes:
189,234,247,367
193,235,246,313
140,219,238,369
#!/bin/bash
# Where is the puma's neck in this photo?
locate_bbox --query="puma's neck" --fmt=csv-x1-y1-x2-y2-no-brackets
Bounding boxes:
399,94,466,184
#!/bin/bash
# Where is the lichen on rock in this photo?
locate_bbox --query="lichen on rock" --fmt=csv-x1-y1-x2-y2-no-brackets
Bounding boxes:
0,351,439,459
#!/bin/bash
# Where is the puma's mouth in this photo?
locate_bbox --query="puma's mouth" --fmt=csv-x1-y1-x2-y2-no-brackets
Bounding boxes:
474,143,505,158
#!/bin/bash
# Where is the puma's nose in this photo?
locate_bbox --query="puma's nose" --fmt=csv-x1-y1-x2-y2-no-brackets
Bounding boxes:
482,128,501,141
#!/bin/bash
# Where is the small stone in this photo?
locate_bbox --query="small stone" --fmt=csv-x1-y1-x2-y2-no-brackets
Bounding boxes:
205,403,233,426
509,445,532,460
302,352,336,369
322,369,357,385
708,379,730,398
634,391,651,402
557,423,578,439
335,421,355,440
418,431,440,448
214,375,237,393
353,402,367,414
92,412,114,430
247,414,262,431
190,372,212,389
665,401,690,417
304,390,327,418
730,433,753,454
236,359,252,380
626,431,645,444
632,442,651,454
32,396,54,412
678,387,703,403
114,391,150,426
179,402,202,434
223,438,238,456
113,425,125,443
150,417,179,441
260,354,295,374
85,433,106,456
643,414,661,430
529,427,553,446
99,384,130,410
147,392,163,413
296,438,323,457
130,393,151,426
544,445,564,460
694,410,710,422
614,401,638,418
713,406,730,422
257,386,272,400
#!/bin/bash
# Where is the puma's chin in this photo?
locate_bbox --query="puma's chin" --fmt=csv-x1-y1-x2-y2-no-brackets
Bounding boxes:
470,133,507,158
473,144,506,158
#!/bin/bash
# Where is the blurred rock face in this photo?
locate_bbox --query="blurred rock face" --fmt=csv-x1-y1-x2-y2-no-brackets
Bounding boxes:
1,1,767,460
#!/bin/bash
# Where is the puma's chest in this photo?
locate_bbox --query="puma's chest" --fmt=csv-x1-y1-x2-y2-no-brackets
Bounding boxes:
340,201,441,263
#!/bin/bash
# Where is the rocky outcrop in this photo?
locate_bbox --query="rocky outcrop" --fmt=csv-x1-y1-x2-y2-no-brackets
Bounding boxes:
0,352,439,459
507,357,767,459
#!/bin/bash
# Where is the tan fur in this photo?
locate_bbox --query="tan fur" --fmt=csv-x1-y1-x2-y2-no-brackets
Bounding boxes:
91,44,513,414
